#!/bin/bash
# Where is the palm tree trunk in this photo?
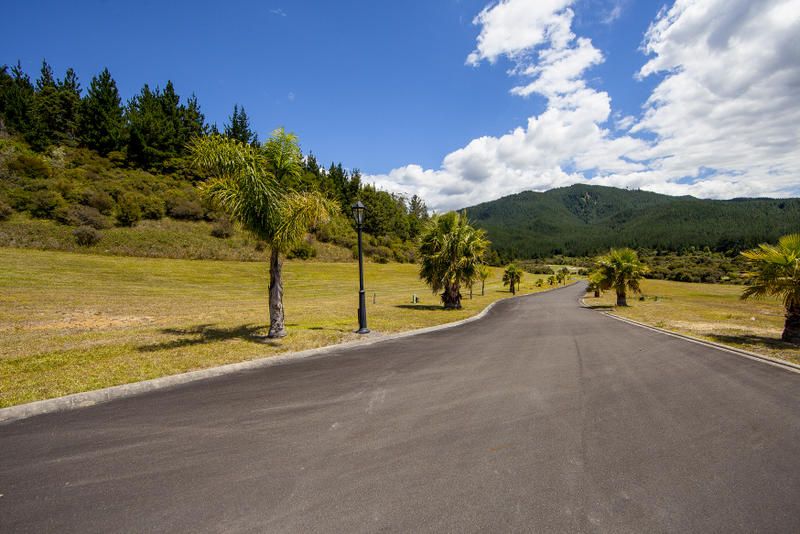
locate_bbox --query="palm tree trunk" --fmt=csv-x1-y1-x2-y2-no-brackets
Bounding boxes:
481,280,485,296
782,302,800,345
616,288,627,307
594,290,600,298
268,248,287,338
442,282,462,309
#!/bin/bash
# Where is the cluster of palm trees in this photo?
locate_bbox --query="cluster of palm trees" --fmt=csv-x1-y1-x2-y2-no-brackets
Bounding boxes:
586,236,800,345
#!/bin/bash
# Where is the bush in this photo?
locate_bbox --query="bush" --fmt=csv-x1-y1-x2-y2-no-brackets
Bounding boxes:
372,246,393,264
140,195,166,220
211,217,234,238
84,190,115,215
167,198,204,220
287,241,317,260
0,199,13,221
65,205,111,229
29,190,67,219
73,225,102,246
116,193,143,227
6,153,50,179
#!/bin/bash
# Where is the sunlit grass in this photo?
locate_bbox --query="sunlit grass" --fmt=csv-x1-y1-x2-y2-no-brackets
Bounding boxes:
0,247,550,407
585,279,800,365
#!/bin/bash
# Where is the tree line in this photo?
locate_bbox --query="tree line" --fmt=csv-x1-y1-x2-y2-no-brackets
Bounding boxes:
0,60,430,256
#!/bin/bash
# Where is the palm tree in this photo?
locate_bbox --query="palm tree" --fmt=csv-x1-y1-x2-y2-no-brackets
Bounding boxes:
547,275,556,286
503,264,522,295
559,267,570,285
587,270,605,298
740,233,800,344
190,132,333,338
419,211,489,309
535,278,543,288
595,248,648,306
477,264,490,296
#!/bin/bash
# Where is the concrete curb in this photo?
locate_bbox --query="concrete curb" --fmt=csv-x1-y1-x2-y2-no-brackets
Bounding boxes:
579,297,800,375
1,283,576,424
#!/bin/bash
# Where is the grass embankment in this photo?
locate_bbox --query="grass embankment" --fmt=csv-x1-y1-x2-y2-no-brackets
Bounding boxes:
0,212,352,262
584,279,800,365
0,247,551,407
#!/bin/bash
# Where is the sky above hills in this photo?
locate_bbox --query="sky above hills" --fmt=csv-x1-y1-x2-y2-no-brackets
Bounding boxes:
3,0,799,210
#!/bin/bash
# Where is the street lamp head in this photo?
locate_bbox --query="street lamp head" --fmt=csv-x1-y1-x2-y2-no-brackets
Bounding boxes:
351,201,366,226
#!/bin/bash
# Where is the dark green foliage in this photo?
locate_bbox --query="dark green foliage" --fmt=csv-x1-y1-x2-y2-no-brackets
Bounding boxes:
223,105,257,145
29,190,66,218
6,152,50,179
63,204,111,229
210,217,234,238
84,190,115,215
73,225,101,246
0,198,13,221
0,63,36,138
79,68,125,155
115,192,143,226
466,184,800,258
287,240,317,260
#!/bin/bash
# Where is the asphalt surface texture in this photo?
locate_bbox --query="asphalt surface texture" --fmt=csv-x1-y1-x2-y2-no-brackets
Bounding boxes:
2,283,799,533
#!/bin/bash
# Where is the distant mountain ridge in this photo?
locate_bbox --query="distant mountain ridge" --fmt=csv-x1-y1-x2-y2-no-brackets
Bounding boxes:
463,184,800,258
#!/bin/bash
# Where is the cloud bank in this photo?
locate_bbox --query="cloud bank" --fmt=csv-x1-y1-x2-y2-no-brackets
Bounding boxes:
366,0,800,211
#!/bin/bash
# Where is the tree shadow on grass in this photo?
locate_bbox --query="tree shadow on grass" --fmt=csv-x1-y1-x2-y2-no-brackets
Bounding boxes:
138,324,279,352
706,333,797,351
395,304,447,311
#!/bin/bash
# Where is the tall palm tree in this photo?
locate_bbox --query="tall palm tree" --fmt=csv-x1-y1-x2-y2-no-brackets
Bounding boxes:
419,211,489,309
477,264,490,296
190,132,333,338
503,264,522,295
740,233,800,344
559,267,570,285
595,248,648,306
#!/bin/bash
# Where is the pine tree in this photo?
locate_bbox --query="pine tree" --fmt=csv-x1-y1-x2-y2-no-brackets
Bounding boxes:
57,68,81,141
31,60,61,148
79,68,125,155
1,62,36,137
223,104,257,145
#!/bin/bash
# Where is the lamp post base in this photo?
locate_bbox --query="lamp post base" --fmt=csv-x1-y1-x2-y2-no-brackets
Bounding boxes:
356,327,371,334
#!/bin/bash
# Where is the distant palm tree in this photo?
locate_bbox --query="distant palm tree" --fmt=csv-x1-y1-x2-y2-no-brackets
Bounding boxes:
559,267,570,285
595,248,648,306
740,233,800,344
477,264,490,296
419,211,488,309
587,270,604,298
190,132,333,337
535,278,543,288
547,275,556,286
503,264,523,295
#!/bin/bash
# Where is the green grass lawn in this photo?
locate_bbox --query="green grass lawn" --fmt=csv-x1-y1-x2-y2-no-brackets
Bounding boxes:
0,247,551,407
584,279,800,366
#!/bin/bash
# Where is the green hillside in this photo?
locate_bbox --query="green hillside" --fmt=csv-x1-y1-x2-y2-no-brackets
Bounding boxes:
465,184,800,258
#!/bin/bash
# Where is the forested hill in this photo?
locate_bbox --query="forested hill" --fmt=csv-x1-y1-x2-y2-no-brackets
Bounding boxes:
464,184,800,259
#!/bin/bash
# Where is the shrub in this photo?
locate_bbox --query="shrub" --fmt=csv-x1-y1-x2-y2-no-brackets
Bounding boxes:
372,246,393,264
66,205,111,229
6,153,50,179
85,190,115,215
29,190,67,219
0,199,13,221
287,241,317,260
140,195,166,220
116,193,143,227
211,218,234,239
167,198,204,220
73,225,102,246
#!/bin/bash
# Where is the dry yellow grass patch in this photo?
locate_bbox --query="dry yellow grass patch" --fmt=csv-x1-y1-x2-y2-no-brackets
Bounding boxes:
584,278,800,365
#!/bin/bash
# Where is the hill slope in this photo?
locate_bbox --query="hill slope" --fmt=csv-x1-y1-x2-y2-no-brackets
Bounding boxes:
464,184,800,258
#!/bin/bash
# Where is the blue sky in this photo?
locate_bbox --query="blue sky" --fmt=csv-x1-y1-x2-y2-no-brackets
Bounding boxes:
3,0,798,209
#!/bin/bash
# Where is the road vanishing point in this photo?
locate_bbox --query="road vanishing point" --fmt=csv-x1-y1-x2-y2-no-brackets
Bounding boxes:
2,283,799,533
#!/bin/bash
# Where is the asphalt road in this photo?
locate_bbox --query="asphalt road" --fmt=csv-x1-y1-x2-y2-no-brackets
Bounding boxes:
2,283,799,533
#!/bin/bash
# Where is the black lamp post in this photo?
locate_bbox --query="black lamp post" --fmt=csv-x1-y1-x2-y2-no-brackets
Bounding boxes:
351,201,370,334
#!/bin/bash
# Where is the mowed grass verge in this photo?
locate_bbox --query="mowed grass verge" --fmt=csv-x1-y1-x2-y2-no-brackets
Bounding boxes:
0,247,551,407
584,279,800,366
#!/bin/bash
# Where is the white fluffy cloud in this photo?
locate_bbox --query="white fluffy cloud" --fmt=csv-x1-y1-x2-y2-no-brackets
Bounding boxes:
367,0,800,211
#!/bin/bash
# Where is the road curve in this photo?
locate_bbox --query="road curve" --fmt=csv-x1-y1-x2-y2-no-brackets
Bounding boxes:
2,283,799,533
